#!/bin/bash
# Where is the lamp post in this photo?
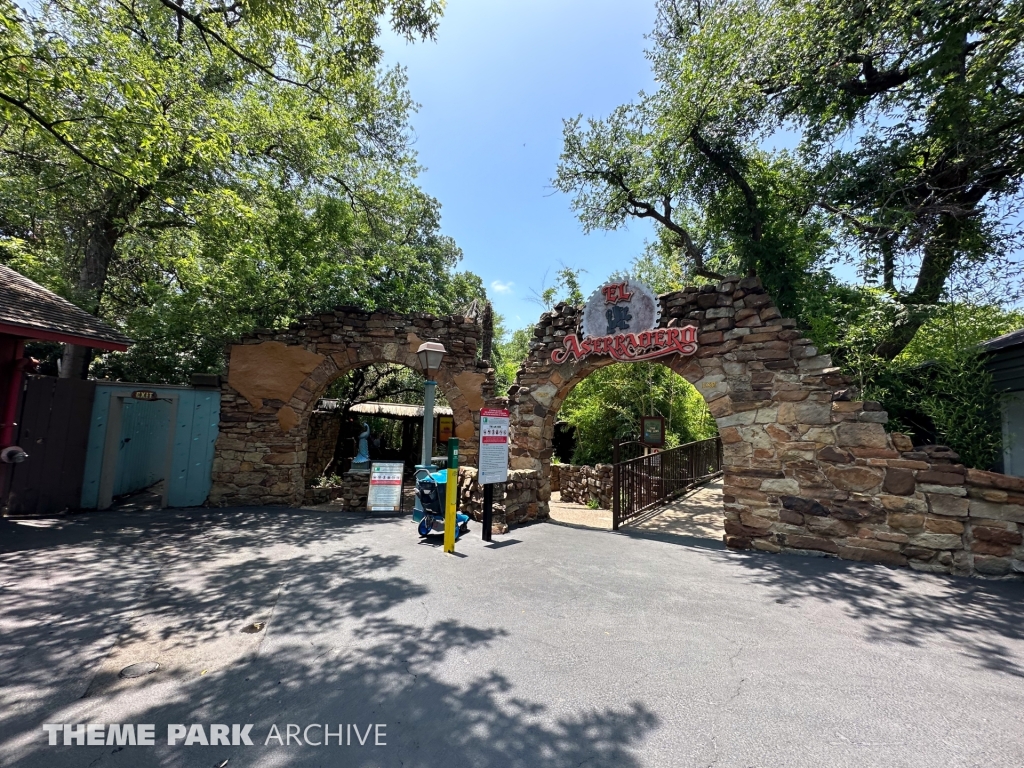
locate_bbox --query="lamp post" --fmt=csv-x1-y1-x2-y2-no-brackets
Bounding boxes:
416,341,446,470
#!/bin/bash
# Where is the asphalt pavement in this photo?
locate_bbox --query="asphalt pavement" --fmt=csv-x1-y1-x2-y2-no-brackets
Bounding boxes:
1,505,1023,767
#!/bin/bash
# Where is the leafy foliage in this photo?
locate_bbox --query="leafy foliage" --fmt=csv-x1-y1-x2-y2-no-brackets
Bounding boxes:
801,283,1021,467
555,0,1024,356
0,0,484,383
560,363,717,466
492,320,531,394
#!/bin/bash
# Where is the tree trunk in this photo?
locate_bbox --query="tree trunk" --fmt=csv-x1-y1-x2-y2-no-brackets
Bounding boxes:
873,213,964,360
59,185,150,378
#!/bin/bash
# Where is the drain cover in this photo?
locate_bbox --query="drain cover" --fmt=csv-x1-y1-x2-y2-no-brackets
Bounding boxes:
119,661,160,679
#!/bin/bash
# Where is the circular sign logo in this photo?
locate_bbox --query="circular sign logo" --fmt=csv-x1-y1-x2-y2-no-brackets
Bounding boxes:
550,279,696,364
581,280,662,339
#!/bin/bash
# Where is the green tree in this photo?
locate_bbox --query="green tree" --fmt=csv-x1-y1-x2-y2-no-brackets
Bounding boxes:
492,321,532,394
0,0,481,383
560,363,716,465
555,0,1024,357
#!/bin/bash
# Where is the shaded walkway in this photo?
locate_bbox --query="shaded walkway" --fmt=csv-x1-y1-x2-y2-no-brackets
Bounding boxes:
547,480,724,541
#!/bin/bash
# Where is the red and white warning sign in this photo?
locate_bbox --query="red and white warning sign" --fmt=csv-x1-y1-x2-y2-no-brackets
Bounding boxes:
478,408,510,485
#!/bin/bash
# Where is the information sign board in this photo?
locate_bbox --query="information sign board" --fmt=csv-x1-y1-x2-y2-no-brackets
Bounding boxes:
367,461,404,511
478,408,510,485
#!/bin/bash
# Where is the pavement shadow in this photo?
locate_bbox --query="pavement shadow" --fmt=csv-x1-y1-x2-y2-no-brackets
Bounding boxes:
0,507,659,767
727,549,1024,678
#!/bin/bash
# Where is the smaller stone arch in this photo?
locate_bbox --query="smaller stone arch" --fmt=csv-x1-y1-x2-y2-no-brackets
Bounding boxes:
210,307,497,507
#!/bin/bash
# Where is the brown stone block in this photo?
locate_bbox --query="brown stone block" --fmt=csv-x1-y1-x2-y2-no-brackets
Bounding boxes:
730,467,786,479
849,448,900,459
925,517,964,534
902,546,936,561
264,452,298,465
816,446,853,464
725,536,752,549
887,459,930,470
780,509,804,525
965,468,1024,493
745,293,773,308
969,487,1008,502
736,314,765,328
793,468,829,486
835,422,888,449
778,401,832,425
774,390,810,402
971,525,1023,545
720,427,744,444
883,468,916,496
847,536,901,552
916,470,966,486
837,546,908,567
824,465,884,492
875,530,910,544
973,555,1014,576
971,540,1014,557
884,514,925,532
928,494,970,518
786,534,839,554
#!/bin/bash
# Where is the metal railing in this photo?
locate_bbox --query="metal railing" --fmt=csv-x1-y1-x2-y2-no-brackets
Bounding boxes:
612,436,723,529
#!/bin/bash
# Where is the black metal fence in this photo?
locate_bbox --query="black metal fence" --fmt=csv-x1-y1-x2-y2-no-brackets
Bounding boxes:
612,437,723,529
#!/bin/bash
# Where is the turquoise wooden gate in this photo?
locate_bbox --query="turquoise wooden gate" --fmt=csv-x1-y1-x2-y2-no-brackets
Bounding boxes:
81,384,220,509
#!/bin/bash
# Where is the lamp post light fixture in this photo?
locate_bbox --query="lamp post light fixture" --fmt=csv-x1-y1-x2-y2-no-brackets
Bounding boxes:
416,341,447,470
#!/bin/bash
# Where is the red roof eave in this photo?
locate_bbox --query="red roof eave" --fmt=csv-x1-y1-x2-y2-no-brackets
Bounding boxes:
0,321,131,352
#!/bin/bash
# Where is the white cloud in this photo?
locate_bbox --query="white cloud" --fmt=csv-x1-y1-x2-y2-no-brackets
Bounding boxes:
491,280,514,294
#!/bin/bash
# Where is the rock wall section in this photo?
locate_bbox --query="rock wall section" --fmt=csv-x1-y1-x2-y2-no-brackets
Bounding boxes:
551,464,613,508
457,467,542,532
304,410,342,483
302,472,370,509
210,308,494,507
509,275,1023,580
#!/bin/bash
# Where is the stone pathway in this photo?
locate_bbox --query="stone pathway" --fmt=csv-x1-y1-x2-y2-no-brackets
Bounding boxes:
548,479,724,540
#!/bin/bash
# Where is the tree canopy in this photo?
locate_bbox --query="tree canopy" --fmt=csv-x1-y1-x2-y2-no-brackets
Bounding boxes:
0,0,483,382
555,0,1024,358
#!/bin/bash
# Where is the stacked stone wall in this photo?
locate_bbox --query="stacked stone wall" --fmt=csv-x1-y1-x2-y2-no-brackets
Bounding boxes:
551,464,613,508
508,275,1024,580
304,411,342,483
302,472,370,509
457,467,543,532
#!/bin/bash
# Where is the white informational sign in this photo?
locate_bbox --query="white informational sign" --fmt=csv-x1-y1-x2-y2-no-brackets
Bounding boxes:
367,461,404,511
478,408,510,485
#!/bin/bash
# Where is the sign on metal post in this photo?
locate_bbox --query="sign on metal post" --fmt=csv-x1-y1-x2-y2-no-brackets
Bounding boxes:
367,461,404,511
641,415,665,447
479,408,510,541
478,408,510,485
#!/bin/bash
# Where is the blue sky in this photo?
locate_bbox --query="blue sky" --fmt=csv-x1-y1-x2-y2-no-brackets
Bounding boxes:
380,1,662,329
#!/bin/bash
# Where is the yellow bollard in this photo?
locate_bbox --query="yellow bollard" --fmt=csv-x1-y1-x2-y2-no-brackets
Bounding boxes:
443,438,459,553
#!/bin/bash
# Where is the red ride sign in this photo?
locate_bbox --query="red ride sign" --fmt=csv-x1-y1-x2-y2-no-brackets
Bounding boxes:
551,325,698,364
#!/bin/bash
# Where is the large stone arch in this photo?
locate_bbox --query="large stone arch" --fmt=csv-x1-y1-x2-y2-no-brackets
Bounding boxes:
510,275,925,561
210,308,494,507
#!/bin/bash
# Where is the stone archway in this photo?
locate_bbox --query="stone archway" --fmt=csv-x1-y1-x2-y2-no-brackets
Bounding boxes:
510,275,914,558
210,308,495,507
